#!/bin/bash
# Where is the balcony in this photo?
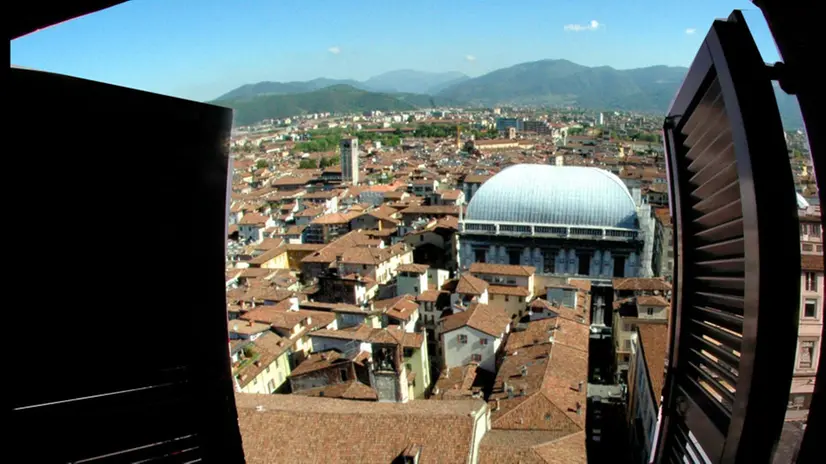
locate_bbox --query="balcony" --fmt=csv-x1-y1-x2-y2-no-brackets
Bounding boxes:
460,220,640,242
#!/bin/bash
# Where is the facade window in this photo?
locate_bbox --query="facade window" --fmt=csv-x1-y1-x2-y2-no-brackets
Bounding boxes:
818,245,824,253
799,340,816,369
543,253,556,274
578,253,591,275
339,369,348,381
474,249,486,263
805,272,818,292
508,249,521,265
801,224,808,235
505,295,510,302
406,363,413,372
253,377,258,385
519,297,524,303
647,308,655,316
507,278,516,285
812,225,821,238
413,286,418,293
804,299,818,318
480,338,488,346
419,235,424,242
803,244,814,251
265,365,270,373
458,334,468,344
471,354,482,362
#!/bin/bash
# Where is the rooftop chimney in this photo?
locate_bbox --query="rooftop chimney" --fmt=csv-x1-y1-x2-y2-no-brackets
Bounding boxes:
494,399,501,411
578,381,584,392
576,402,582,415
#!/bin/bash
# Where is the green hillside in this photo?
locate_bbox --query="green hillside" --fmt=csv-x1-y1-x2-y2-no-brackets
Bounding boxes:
213,85,436,126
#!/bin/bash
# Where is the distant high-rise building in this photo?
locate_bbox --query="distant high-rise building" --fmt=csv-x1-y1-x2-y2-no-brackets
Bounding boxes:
598,112,604,126
495,117,521,132
340,137,359,185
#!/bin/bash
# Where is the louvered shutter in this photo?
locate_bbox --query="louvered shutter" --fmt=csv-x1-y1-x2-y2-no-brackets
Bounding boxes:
655,11,800,464
9,69,246,463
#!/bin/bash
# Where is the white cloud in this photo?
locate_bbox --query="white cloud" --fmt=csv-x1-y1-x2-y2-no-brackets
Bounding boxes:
685,28,696,35
328,46,341,54
564,20,601,32
465,54,476,62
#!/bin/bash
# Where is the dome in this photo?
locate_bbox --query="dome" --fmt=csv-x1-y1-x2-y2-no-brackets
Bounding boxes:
465,165,639,230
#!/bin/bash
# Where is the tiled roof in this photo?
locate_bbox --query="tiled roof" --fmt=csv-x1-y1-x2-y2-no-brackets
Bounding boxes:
636,295,670,307
241,307,335,331
292,379,378,401
399,205,461,216
290,350,349,377
456,274,489,295
228,319,270,336
479,430,586,464
802,254,824,272
236,394,487,463
488,285,530,296
397,263,430,273
374,295,419,322
417,289,447,302
612,277,671,291
432,363,478,400
469,263,537,277
638,323,669,406
238,213,270,225
441,303,510,337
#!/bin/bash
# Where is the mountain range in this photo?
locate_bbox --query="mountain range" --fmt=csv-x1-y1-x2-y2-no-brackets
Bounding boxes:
215,70,468,100
213,59,804,128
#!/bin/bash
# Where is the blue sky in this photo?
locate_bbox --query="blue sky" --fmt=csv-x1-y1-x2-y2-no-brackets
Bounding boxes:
11,0,780,101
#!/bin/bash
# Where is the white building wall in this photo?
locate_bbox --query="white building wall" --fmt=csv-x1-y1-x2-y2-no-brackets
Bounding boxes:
443,326,500,372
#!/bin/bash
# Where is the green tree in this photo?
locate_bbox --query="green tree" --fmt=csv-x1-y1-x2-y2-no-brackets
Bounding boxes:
255,159,268,169
299,159,318,169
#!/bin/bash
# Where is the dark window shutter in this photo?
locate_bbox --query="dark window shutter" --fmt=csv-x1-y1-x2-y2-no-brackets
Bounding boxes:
9,69,246,463
656,11,800,464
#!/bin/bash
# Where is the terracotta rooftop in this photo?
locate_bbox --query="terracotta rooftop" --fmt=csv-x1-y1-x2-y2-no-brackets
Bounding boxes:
488,285,531,297
236,394,487,464
613,277,672,292
396,263,430,274
431,363,479,400
456,274,489,295
802,254,824,272
469,263,537,277
290,350,349,377
637,323,670,406
441,302,510,337
479,430,587,464
417,289,448,303
292,379,378,401
636,295,670,307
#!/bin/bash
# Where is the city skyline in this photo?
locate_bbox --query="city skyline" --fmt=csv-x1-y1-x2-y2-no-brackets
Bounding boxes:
10,0,779,101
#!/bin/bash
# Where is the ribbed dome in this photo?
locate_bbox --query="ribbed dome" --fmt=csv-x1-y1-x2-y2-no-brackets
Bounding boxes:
466,165,639,229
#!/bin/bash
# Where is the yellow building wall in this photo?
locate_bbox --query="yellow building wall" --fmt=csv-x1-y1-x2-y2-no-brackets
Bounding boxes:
487,293,527,320
238,351,292,394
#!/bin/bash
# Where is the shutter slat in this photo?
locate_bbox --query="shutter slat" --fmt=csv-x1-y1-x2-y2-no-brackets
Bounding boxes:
681,78,724,142
690,318,742,352
688,146,736,186
692,181,740,214
690,306,744,334
690,161,739,199
687,333,741,369
686,359,736,410
695,276,745,292
693,200,741,229
695,237,744,258
694,257,745,274
694,218,743,244
695,292,745,312
685,130,733,173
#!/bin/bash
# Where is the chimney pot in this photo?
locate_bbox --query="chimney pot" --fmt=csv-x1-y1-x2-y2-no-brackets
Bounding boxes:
578,381,584,392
